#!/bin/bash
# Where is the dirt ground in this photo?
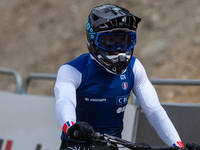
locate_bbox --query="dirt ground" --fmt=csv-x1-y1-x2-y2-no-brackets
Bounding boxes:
0,0,200,103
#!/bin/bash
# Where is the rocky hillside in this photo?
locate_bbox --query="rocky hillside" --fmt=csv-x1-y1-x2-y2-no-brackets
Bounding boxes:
0,0,200,103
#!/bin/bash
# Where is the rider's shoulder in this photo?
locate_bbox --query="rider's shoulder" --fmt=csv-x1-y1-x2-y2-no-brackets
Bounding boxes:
128,57,144,70
63,53,92,73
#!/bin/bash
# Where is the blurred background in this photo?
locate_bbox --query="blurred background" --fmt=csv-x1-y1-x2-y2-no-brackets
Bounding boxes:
0,0,200,103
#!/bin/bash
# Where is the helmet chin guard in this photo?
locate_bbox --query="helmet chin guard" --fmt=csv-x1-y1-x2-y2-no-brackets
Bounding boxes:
90,46,134,75
106,53,132,74
86,4,141,75
106,53,131,63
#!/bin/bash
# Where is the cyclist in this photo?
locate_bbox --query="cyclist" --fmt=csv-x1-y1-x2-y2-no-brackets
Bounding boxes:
55,4,185,150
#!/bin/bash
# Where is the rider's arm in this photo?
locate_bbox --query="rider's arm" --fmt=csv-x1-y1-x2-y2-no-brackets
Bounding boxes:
132,59,183,147
54,64,81,134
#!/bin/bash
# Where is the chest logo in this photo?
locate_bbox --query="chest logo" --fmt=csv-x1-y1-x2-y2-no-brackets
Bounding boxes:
120,74,126,80
116,94,129,105
122,82,128,90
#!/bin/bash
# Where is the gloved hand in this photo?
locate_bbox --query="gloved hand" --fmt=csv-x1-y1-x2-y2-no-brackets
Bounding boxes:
67,121,94,141
185,143,200,150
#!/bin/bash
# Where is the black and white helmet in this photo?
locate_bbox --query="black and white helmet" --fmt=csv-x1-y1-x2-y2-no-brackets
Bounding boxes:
86,4,141,75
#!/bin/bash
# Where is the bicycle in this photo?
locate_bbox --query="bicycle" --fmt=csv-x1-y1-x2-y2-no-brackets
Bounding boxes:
74,131,180,150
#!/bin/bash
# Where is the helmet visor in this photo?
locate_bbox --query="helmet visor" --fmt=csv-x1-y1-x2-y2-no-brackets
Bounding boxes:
95,32,137,52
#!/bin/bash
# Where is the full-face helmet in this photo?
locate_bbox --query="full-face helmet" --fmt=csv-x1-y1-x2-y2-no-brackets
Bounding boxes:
86,4,141,75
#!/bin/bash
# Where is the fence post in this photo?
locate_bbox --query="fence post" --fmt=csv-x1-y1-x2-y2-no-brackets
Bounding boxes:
20,73,57,94
0,68,22,93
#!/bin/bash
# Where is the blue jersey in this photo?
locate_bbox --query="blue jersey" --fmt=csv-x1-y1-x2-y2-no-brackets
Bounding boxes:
61,53,136,140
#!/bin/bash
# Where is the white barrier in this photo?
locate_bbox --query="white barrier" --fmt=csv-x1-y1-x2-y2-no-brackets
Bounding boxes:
0,91,61,150
0,91,137,150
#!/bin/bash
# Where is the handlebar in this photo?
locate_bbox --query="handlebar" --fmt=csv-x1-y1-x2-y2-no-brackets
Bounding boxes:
73,130,179,150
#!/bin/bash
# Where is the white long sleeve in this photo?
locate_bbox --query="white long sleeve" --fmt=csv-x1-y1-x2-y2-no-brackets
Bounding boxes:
132,59,181,146
54,64,81,129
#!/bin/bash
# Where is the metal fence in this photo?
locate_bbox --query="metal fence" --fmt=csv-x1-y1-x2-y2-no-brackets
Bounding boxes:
20,73,56,94
0,68,22,93
150,78,200,86
1,68,200,94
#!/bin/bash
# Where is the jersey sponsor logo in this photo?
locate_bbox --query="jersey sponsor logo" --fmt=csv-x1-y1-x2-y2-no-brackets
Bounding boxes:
116,106,126,114
116,94,129,105
122,82,128,90
85,98,89,101
120,74,126,80
84,97,106,102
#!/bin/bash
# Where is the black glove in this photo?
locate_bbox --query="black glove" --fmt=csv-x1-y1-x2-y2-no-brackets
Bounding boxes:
185,143,200,150
67,121,94,141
